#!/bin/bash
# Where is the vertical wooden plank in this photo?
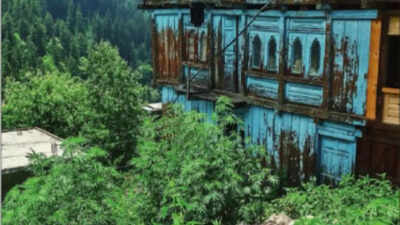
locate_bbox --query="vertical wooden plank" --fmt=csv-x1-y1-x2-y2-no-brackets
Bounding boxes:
371,142,386,174
151,17,159,85
277,14,286,109
322,13,332,111
208,12,215,89
366,20,382,120
234,16,239,93
376,16,390,122
384,146,396,180
242,16,249,95
356,138,371,176
179,15,184,83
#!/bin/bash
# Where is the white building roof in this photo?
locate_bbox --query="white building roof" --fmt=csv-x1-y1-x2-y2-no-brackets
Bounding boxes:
143,102,163,113
2,128,63,173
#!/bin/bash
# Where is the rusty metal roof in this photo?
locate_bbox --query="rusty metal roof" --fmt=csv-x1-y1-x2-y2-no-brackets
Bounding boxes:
139,0,398,9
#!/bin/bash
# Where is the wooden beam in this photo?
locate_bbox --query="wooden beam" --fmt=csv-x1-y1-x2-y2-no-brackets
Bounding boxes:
366,19,382,120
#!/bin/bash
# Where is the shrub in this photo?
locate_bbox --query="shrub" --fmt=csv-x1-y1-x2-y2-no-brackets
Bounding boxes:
2,138,124,225
79,41,158,167
129,97,279,225
264,175,400,225
2,71,90,137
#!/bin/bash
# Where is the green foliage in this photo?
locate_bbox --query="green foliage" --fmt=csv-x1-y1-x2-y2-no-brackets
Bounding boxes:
2,0,151,81
79,42,158,166
2,42,157,167
2,70,90,137
264,175,400,225
2,138,124,225
129,99,279,225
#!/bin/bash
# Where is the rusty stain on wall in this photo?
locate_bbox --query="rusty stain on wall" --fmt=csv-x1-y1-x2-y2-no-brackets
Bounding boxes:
331,37,360,113
156,27,181,81
153,8,378,183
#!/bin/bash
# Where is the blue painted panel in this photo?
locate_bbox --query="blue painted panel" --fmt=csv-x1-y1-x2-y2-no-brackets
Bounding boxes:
246,75,279,99
285,82,323,106
316,121,360,182
243,106,362,183
250,16,280,32
213,14,238,91
331,19,371,115
330,10,378,19
154,12,179,32
319,136,356,182
243,106,318,183
288,18,325,33
245,10,377,19
161,86,215,122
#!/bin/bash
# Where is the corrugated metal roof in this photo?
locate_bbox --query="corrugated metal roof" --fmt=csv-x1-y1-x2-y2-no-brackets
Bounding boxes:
2,128,63,173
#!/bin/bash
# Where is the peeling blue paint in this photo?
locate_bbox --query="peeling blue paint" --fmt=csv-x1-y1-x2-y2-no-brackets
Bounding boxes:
154,8,378,183
162,86,214,122
246,76,279,99
285,82,323,106
161,86,361,182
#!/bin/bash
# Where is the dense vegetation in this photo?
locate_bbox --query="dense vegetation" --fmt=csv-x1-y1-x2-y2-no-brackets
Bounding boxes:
265,175,400,225
3,42,157,166
2,0,151,81
4,101,399,225
3,138,124,225
4,99,278,225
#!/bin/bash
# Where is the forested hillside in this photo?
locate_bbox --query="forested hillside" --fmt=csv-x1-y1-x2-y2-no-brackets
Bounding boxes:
2,0,151,81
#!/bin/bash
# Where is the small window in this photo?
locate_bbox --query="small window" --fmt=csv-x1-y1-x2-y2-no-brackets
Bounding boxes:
199,32,207,62
188,31,195,61
292,37,303,74
267,36,277,72
252,35,262,69
310,39,321,75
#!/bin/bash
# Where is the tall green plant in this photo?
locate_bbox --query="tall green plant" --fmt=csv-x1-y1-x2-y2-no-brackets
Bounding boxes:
79,42,157,167
129,97,279,225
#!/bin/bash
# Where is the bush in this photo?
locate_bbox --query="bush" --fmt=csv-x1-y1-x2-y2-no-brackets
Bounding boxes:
128,97,279,225
264,175,400,225
79,41,158,166
2,138,124,225
2,71,90,137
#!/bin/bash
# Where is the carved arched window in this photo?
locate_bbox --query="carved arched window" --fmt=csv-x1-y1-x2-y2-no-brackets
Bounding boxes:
252,35,262,69
199,32,207,62
310,39,321,75
292,37,303,74
267,36,277,72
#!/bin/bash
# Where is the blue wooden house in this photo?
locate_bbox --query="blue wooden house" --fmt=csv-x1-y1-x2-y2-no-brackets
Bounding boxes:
140,0,400,185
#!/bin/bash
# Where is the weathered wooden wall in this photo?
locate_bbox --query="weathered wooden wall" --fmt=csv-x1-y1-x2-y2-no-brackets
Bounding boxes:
162,86,362,183
153,9,400,185
153,11,181,83
152,9,377,124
